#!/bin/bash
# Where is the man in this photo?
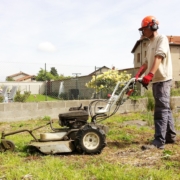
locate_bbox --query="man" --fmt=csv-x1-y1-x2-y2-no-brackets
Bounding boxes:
135,15,176,150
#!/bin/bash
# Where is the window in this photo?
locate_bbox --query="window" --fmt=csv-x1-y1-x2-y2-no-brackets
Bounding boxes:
137,53,140,63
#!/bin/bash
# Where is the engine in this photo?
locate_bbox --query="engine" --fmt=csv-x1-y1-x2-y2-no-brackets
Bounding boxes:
58,106,89,129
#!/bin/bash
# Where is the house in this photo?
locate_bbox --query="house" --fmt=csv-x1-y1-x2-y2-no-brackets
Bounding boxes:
6,71,36,82
131,35,180,82
88,66,110,76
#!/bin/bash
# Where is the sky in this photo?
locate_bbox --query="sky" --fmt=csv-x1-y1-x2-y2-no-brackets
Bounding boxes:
0,0,180,81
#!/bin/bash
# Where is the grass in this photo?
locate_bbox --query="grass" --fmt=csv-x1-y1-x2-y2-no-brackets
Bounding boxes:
0,113,180,180
26,94,58,102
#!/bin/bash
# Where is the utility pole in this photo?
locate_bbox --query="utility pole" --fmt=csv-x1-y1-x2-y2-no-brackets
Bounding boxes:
72,73,81,89
45,63,47,101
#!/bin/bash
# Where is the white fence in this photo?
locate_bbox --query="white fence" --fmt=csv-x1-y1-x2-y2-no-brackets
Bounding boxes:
0,81,46,94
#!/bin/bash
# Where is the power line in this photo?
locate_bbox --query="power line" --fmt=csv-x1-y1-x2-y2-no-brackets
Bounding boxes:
0,61,95,67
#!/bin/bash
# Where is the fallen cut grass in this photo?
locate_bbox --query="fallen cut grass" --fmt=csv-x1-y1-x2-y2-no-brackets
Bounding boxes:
0,113,180,180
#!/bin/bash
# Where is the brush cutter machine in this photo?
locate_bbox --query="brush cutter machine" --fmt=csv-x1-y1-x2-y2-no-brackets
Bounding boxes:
0,77,144,154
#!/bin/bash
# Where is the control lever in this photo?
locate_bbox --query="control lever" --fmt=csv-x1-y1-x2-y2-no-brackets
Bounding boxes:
137,78,148,90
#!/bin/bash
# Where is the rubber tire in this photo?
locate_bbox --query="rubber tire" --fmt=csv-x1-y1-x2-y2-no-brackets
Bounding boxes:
1,140,15,152
0,143,5,152
75,125,106,154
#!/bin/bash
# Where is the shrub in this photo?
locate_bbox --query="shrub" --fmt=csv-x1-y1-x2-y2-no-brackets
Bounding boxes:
58,92,68,100
171,88,180,96
86,69,131,93
144,90,154,111
14,91,31,102
0,95,4,103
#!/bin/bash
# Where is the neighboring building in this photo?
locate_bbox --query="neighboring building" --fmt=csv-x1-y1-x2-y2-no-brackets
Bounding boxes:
6,71,36,82
131,35,180,82
88,66,110,76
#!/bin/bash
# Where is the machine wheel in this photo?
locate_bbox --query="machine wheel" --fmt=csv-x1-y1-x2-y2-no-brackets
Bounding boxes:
75,125,106,154
0,143,4,152
1,140,15,152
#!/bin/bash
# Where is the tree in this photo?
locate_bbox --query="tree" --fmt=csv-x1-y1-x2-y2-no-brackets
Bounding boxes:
50,67,58,77
6,77,14,81
36,68,71,81
36,68,54,81
86,69,131,93
58,74,71,80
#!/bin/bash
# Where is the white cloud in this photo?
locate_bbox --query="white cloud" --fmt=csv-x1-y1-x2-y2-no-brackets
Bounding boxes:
37,42,57,53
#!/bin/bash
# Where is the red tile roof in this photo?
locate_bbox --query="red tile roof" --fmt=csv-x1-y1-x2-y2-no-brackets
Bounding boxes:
167,36,180,45
15,75,36,82
7,71,30,78
7,71,35,81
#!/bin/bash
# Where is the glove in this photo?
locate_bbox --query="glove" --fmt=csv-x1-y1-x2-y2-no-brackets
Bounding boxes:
142,72,154,86
135,64,147,80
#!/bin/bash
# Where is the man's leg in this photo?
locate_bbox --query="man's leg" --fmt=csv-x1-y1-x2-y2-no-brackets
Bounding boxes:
152,80,176,148
166,112,176,143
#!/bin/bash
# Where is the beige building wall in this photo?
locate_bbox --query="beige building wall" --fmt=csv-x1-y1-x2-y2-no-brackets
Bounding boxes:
133,39,149,68
170,45,180,81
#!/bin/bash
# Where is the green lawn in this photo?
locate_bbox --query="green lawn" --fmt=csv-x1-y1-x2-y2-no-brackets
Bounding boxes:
0,113,180,180
26,94,58,102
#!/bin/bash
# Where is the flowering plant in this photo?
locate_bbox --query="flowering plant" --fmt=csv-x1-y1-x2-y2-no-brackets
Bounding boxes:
86,69,131,93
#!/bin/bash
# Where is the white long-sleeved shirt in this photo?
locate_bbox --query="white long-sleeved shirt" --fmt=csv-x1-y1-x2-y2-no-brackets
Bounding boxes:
145,34,172,83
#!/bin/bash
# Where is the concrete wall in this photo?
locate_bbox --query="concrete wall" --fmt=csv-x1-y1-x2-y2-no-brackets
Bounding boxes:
0,81,45,94
50,76,93,99
1,97,180,122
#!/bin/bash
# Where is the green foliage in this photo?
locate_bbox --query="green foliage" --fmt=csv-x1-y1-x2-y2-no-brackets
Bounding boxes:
36,68,54,81
86,69,131,93
144,90,155,111
36,68,71,81
175,81,180,88
0,95,4,102
50,67,58,77
58,74,71,80
171,88,180,96
14,91,31,102
6,77,14,81
129,85,141,101
58,92,68,100
42,116,51,121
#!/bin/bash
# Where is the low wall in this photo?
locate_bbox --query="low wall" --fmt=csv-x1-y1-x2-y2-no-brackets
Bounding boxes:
0,81,45,94
0,97,180,122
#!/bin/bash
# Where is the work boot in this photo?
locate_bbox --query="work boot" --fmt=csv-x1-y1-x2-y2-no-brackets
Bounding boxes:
165,139,176,144
165,136,176,144
141,144,164,150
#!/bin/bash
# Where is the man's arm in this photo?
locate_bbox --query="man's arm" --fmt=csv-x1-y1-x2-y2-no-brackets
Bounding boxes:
149,55,163,74
135,63,148,79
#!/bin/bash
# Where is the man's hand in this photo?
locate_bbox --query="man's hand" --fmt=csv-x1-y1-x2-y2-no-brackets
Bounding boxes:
142,72,154,86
